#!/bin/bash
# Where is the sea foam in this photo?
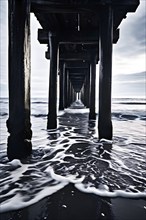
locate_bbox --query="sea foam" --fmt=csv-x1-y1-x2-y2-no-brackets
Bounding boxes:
0,98,146,213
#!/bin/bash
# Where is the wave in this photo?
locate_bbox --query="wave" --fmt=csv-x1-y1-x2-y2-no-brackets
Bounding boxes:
0,112,8,116
0,117,146,213
31,101,48,104
1,111,145,122
0,99,8,104
112,113,146,120
0,100,146,213
118,102,146,105
31,114,47,118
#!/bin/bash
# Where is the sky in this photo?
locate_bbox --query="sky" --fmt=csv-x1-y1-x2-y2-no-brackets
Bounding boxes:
0,0,146,98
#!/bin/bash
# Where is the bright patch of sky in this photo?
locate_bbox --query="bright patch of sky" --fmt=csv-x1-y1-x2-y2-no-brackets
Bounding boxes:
0,0,145,98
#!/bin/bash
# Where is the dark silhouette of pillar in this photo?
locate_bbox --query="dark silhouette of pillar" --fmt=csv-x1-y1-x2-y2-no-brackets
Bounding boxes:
73,90,76,102
59,61,64,110
71,85,74,104
64,68,68,108
81,86,84,104
47,32,59,129
7,0,32,160
83,78,87,107
89,56,96,120
69,82,74,106
67,79,71,107
85,69,90,108
84,69,90,108
82,84,86,106
98,6,113,140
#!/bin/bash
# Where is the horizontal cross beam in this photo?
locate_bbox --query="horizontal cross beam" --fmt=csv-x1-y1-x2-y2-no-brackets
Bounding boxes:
38,29,99,44
38,29,119,44
66,65,89,69
46,51,93,61
31,0,139,14
65,61,89,69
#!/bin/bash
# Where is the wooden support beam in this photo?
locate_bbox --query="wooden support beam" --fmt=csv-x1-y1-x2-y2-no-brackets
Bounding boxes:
38,29,119,44
81,86,85,105
64,68,68,108
38,29,99,44
46,51,92,61
84,70,90,108
113,28,119,43
65,61,89,69
47,33,59,129
59,61,64,110
65,60,89,66
7,0,32,160
68,68,87,73
98,6,113,140
89,56,96,120
31,0,139,13
67,80,72,107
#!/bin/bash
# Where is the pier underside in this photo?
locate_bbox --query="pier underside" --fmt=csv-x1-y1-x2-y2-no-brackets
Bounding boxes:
7,0,139,159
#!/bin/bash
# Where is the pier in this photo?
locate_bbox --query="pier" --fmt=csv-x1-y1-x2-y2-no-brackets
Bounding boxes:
7,0,139,160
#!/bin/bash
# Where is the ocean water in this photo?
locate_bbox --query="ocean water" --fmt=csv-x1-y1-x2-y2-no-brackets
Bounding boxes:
0,97,146,213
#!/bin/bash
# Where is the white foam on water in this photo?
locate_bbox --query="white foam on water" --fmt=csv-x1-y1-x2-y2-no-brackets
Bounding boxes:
75,183,146,198
0,98,146,213
65,108,89,114
8,159,22,168
58,110,65,116
0,182,68,213
99,139,113,144
46,167,85,184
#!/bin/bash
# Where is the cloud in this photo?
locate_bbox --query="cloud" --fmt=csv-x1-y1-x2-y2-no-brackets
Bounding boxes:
113,1,146,76
113,71,146,83
0,1,8,98
114,0,146,58
112,71,146,98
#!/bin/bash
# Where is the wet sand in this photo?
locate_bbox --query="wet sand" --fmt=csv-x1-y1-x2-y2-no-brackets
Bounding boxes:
1,184,146,220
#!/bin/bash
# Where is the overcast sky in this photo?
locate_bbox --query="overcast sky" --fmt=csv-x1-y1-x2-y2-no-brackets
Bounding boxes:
0,0,146,98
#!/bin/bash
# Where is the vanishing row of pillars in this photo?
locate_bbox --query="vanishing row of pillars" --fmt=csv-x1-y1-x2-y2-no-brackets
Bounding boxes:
7,0,113,160
58,63,76,111
47,46,99,129
58,61,95,115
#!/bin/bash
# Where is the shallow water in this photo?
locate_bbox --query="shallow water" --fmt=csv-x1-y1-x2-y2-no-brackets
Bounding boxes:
0,98,146,213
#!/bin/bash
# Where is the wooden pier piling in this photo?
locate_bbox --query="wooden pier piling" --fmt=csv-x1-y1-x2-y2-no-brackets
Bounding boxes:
7,0,32,160
7,0,139,159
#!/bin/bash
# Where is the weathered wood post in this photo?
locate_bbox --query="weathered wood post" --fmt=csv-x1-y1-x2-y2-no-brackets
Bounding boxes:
81,85,84,105
73,90,76,103
89,55,96,120
7,0,32,160
67,79,71,107
59,61,64,110
64,68,69,108
83,75,87,107
71,83,74,104
98,6,113,140
86,69,90,108
69,81,73,106
83,69,90,108
47,32,59,129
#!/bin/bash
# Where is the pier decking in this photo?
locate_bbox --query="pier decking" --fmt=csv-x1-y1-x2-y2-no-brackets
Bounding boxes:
7,0,139,160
